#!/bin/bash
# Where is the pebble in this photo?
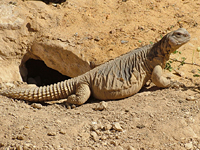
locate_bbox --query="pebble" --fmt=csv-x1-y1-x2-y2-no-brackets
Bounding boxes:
186,96,196,101
104,124,112,130
185,142,193,149
94,101,107,111
94,36,101,41
47,131,56,136
16,134,24,140
121,40,129,44
136,124,145,129
127,146,136,150
197,47,200,52
90,131,98,141
110,140,117,146
112,122,123,132
191,69,196,74
16,145,23,150
31,103,42,109
0,142,4,147
100,135,107,140
59,129,66,134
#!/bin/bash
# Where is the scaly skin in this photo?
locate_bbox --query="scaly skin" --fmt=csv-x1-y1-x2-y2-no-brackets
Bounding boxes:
0,28,190,105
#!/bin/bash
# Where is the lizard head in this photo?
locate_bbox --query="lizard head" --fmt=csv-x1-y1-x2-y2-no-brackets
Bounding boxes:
167,28,190,52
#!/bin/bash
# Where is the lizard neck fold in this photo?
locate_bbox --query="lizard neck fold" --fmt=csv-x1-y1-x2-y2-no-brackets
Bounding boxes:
147,35,173,69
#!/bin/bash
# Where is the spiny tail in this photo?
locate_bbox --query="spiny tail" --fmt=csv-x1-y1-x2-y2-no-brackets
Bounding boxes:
0,79,76,101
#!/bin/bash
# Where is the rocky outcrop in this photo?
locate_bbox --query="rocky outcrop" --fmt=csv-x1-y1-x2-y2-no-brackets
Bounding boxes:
0,0,95,82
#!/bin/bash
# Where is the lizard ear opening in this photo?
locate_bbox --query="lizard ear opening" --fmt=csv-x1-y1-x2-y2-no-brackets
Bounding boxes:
19,58,70,86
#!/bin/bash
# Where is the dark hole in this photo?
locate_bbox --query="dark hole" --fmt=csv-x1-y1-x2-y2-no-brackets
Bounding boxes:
38,0,66,4
25,59,70,86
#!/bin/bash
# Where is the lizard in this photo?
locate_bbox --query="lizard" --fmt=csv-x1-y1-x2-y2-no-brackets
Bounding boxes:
0,28,190,105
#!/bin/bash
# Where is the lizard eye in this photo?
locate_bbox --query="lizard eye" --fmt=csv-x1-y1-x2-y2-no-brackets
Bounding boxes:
175,32,182,36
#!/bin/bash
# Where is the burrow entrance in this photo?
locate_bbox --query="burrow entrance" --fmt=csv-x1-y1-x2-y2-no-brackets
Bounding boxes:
23,59,70,86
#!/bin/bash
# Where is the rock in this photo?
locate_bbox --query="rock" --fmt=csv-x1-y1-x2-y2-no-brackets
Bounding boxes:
94,101,108,111
16,145,23,150
104,124,112,130
112,122,123,132
90,131,98,141
31,103,43,109
136,124,145,129
16,134,24,140
100,135,107,140
185,142,193,150
47,131,56,136
127,146,136,150
197,47,200,52
121,40,129,44
94,36,101,41
59,129,66,135
0,142,4,147
110,140,117,146
0,4,24,30
186,96,196,101
29,41,92,78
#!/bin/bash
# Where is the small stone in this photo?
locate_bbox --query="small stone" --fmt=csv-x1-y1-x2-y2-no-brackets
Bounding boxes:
112,122,123,132
100,135,107,140
127,146,136,150
91,124,98,131
16,145,23,150
71,104,76,109
197,47,200,52
197,143,200,149
47,131,56,136
90,131,98,141
121,40,129,44
31,103,42,109
0,142,4,147
59,129,66,134
104,124,112,130
138,26,145,30
136,124,145,129
94,101,107,111
185,142,193,150
16,134,24,140
186,96,196,101
110,140,117,146
94,36,101,41
191,69,196,74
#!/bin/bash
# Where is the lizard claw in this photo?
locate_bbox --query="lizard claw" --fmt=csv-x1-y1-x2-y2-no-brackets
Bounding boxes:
170,80,185,88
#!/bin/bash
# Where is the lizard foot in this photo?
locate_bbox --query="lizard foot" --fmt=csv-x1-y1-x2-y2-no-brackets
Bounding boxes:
64,101,77,109
170,80,185,88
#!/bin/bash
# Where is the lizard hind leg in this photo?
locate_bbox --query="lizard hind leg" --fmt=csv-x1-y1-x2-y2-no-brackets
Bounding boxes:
67,83,91,105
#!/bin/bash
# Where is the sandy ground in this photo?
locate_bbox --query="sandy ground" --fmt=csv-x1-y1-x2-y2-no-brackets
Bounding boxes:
1,0,200,149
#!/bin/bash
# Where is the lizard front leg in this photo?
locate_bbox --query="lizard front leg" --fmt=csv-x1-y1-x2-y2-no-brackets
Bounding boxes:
151,65,170,88
67,83,91,105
